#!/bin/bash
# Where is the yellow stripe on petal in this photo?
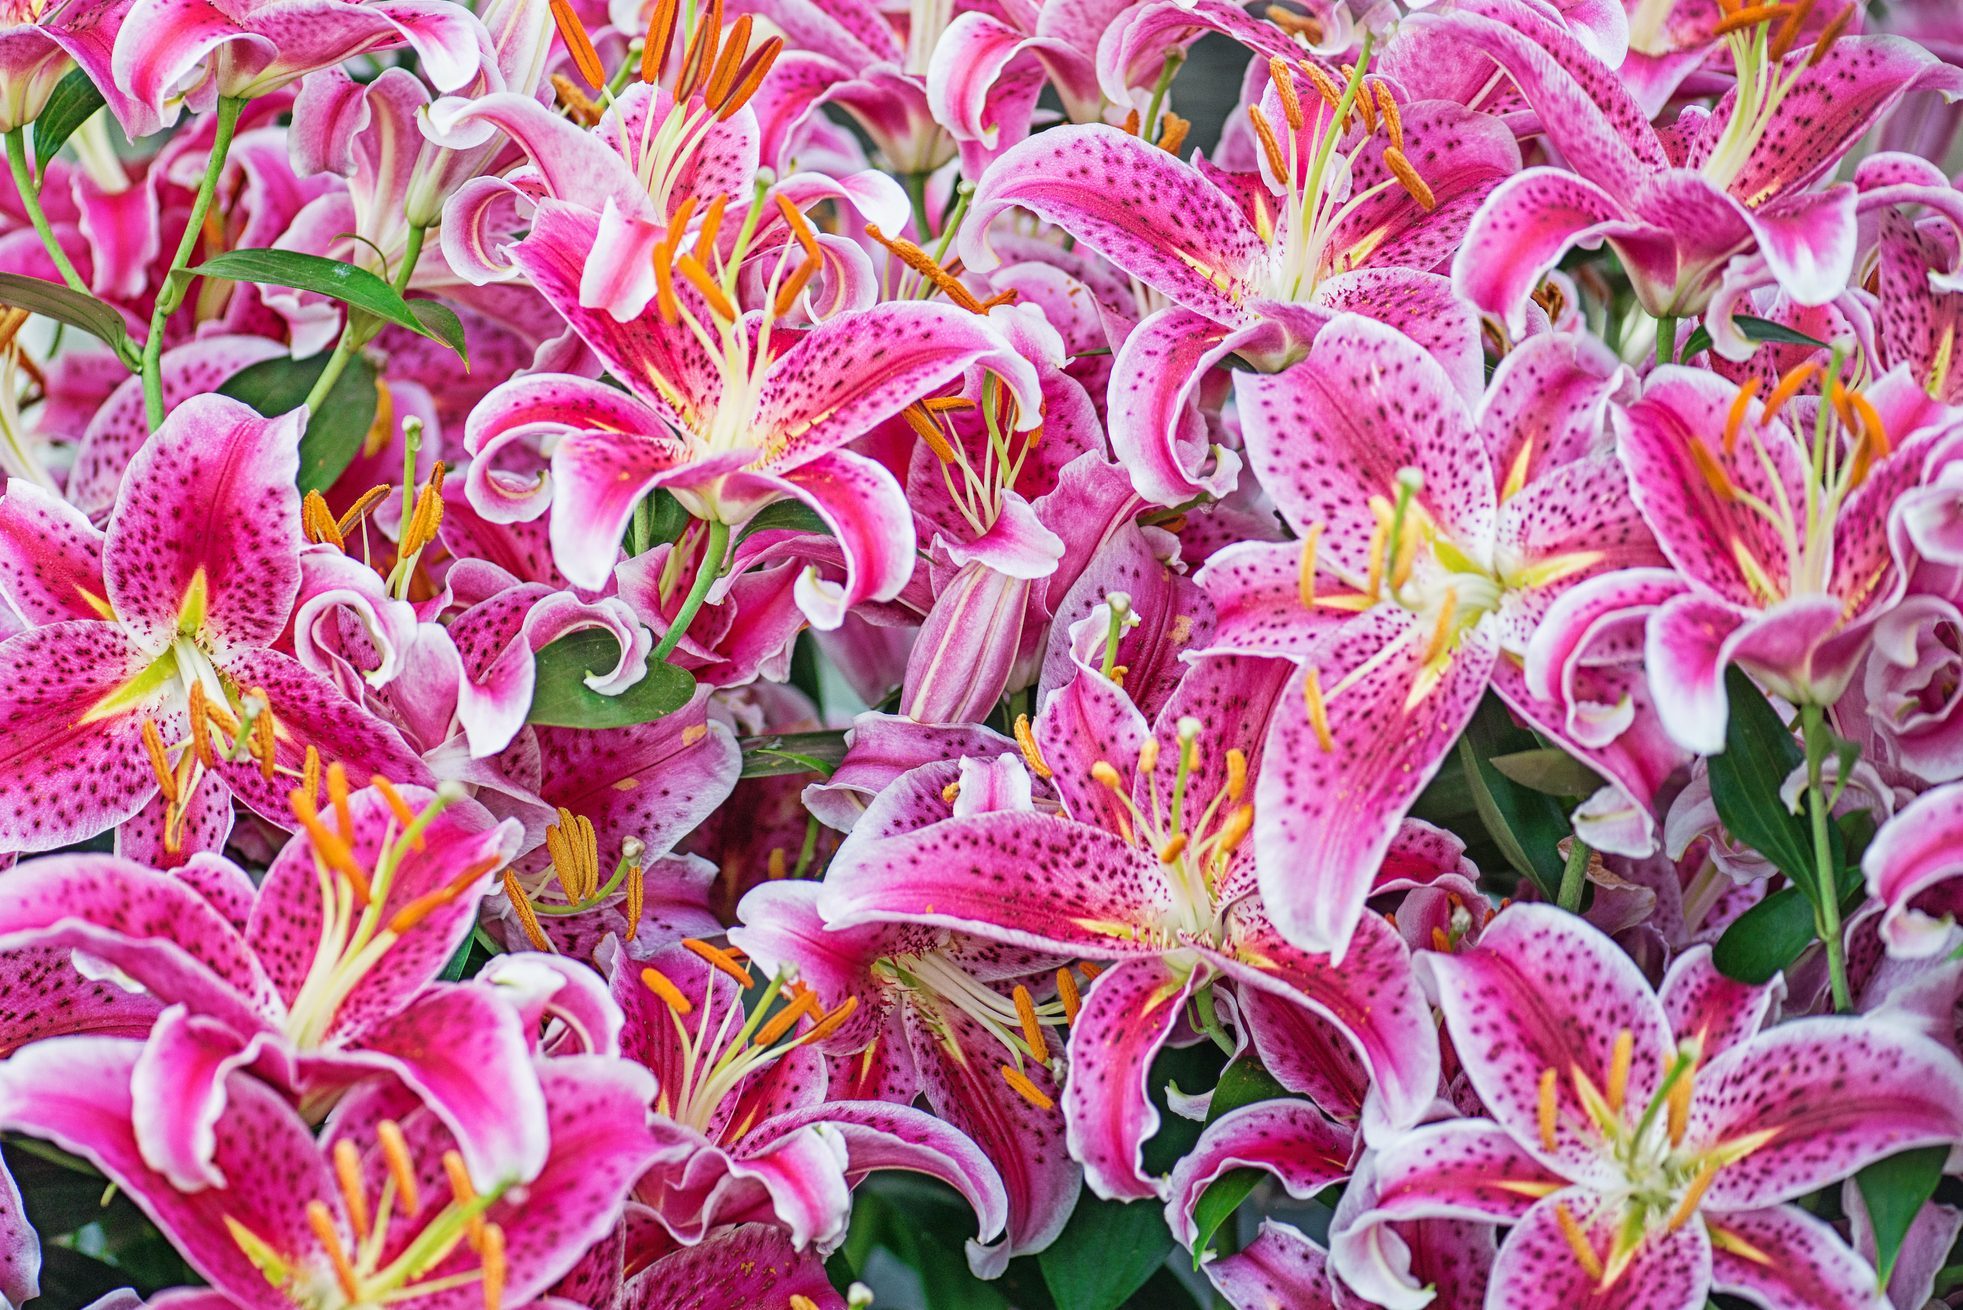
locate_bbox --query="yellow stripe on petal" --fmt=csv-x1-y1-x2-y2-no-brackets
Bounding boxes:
77,654,179,726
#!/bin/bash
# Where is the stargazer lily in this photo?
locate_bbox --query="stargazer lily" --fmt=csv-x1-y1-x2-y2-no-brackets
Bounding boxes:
0,394,429,854
1332,906,1963,1310
0,778,544,1193
456,190,1039,626
1434,0,1963,332
614,939,1010,1256
820,641,1445,1199
959,51,1517,504
0,1034,658,1310
733,798,1085,1276
1199,318,1664,956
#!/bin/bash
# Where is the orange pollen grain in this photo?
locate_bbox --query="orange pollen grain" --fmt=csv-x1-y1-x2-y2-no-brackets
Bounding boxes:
1055,967,1081,1022
1553,1203,1604,1281
332,1138,371,1242
306,1201,360,1300
753,990,817,1047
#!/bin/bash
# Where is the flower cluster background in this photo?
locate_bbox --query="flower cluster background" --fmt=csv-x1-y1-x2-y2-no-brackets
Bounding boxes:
1,0,1963,1306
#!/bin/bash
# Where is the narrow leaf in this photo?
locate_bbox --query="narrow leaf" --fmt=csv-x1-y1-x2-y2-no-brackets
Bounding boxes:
527,631,695,729
218,352,378,494
1039,1194,1174,1310
189,250,465,357
406,298,470,364
1679,314,1830,363
1488,747,1605,798
1707,668,1815,892
1190,1059,1293,1262
1457,695,1569,897
33,70,106,172
739,498,832,541
738,730,849,778
0,272,130,351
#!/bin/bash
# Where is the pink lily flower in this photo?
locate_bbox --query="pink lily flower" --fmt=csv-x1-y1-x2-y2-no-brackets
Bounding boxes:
820,648,1445,1199
1620,363,1940,753
109,0,488,124
961,55,1517,505
733,862,1083,1274
0,0,142,134
0,780,546,1192
1862,779,1963,958
0,393,429,853
1335,905,1963,1310
1201,318,1663,955
457,192,1039,624
0,1033,659,1310
613,940,1011,1256
1433,0,1963,331
619,1221,845,1309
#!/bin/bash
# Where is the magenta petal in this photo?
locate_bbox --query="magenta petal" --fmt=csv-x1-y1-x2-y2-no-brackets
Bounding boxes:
1104,304,1247,507
1644,591,1748,756
1063,954,1194,1201
0,1036,330,1310
0,478,109,625
1163,1100,1352,1251
1489,1191,1710,1310
960,123,1262,322
1254,613,1495,959
100,395,303,657
547,429,683,590
1421,904,1673,1188
1692,1018,1963,1211
339,983,550,1189
0,622,180,852
1865,781,1963,958
1204,1219,1336,1309
1454,167,1657,338
722,449,918,630
618,1223,841,1310
129,1006,266,1190
1358,1118,1562,1230
0,852,274,1031
1708,1204,1885,1310
1658,944,1781,1060
0,1153,34,1309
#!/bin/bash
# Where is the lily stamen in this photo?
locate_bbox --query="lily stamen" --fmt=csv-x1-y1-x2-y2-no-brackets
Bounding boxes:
546,0,605,88
1012,984,1048,1058
682,938,755,987
999,1063,1054,1111
1014,713,1053,778
1553,1203,1605,1281
1302,667,1334,752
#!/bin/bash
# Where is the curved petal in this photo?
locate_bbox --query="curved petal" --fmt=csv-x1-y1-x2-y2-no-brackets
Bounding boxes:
1205,1219,1336,1310
1105,304,1246,506
1453,168,1659,337
0,478,108,625
1708,1204,1886,1310
1062,954,1195,1201
1488,1190,1709,1310
1163,1100,1352,1251
722,449,917,631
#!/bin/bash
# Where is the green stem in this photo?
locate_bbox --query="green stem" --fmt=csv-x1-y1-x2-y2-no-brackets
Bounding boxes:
651,517,730,661
1654,313,1677,369
5,131,92,300
1190,982,1234,1055
301,330,362,413
1801,704,1853,1011
1557,835,1590,912
141,97,244,429
1142,50,1185,142
393,224,427,295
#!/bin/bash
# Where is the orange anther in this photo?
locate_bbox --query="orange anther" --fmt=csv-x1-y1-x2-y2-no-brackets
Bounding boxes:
140,718,178,803
1055,967,1081,1023
502,871,553,953
715,36,781,120
1246,104,1289,183
753,989,817,1046
641,0,679,83
1268,56,1304,132
682,937,755,987
999,1063,1054,1111
642,966,694,1015
1723,376,1761,454
547,0,606,89
1302,667,1334,752
799,995,861,1045
305,1201,361,1300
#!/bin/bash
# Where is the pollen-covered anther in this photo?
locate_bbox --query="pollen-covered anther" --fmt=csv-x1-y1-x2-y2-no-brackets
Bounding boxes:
374,1118,423,1217
1156,833,1188,864
753,989,817,1046
1722,375,1761,455
674,0,725,100
140,717,179,803
1687,439,1739,502
1770,0,1817,59
547,0,605,87
1055,967,1082,1022
1013,713,1052,778
1712,1,1787,36
1759,358,1818,427
289,788,373,904
641,0,679,82
550,72,603,126
1090,760,1125,792
1246,104,1289,184
441,1149,487,1247
479,1223,507,1310
902,402,960,462
1420,590,1459,664
1805,2,1852,66
1666,1161,1718,1232
1302,667,1333,752
999,1062,1054,1111
544,806,599,903
502,870,553,952
301,489,345,549
1215,803,1254,855
1298,59,1345,116
398,462,447,560
1155,111,1190,155
1536,1066,1559,1151
1264,5,1323,42
1373,81,1404,153
642,966,695,1015
1604,1028,1634,1115
306,1199,361,1299
1224,748,1247,802
800,995,860,1045
1553,1202,1605,1281
1666,1057,1696,1146
683,937,755,987
385,854,504,934
1268,56,1305,131
1382,146,1436,212
1297,523,1323,607
1012,984,1049,1058
864,224,989,314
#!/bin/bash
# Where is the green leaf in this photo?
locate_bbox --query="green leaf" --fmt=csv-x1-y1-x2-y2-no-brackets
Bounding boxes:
407,297,470,364
1488,747,1605,798
1707,668,1815,891
33,70,106,172
1457,695,1570,898
1711,885,1818,984
0,271,130,351
739,498,832,541
218,352,378,494
1189,1059,1294,1262
738,729,849,778
1679,314,1830,364
1038,1193,1174,1310
189,250,466,358
1855,1145,1947,1286
527,631,695,729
